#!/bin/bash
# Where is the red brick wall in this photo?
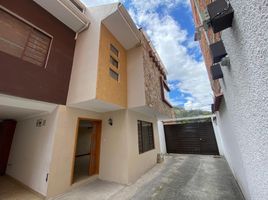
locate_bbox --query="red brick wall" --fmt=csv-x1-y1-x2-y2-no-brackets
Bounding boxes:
190,0,222,97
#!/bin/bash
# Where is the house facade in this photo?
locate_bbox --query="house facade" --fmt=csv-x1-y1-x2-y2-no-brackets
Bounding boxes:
190,0,268,199
0,0,173,198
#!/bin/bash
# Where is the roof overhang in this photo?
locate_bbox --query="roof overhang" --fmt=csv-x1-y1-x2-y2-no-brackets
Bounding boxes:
0,94,57,120
33,0,90,33
102,3,141,50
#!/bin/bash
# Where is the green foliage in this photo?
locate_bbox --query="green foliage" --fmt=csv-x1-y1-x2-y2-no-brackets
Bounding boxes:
174,107,211,118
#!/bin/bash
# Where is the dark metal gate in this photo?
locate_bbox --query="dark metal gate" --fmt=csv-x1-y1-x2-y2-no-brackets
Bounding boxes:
164,122,219,155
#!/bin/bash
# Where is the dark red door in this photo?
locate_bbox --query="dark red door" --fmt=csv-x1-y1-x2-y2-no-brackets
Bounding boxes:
0,120,17,175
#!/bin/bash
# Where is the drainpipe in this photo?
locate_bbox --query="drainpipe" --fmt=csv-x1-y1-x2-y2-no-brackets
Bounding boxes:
192,0,211,46
75,21,90,40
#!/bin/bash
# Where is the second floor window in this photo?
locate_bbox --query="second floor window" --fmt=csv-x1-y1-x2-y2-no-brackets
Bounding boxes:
109,43,120,81
110,56,118,68
109,68,119,81
110,44,119,57
0,9,52,67
161,76,173,108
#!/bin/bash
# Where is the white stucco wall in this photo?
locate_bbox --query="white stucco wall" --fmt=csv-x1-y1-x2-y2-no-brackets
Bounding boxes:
157,121,167,154
127,46,146,108
6,108,59,196
216,1,268,199
211,117,225,156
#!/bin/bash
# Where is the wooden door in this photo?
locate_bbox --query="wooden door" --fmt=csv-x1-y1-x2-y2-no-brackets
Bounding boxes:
89,121,101,176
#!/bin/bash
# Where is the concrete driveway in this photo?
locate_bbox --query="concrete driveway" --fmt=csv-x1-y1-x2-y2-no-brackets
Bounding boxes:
54,155,245,200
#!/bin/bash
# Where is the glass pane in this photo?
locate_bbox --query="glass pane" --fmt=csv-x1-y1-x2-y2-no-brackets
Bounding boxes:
110,44,119,57
109,68,119,81
110,56,119,68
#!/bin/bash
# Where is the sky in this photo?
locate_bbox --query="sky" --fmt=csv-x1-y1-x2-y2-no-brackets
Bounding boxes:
81,0,213,111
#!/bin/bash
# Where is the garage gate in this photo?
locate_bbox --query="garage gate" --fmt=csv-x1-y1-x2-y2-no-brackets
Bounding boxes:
164,121,219,155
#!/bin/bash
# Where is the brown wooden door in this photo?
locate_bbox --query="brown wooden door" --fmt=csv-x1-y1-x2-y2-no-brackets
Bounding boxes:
89,121,101,176
0,120,17,175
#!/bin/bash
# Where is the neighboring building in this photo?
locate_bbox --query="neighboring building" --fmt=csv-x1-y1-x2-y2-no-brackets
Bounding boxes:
0,1,173,198
190,0,268,199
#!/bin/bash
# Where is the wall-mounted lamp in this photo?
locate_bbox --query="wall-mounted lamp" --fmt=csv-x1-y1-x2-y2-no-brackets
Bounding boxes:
108,118,113,126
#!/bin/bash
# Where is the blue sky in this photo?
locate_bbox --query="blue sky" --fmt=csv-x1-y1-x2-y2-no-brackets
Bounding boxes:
82,0,213,111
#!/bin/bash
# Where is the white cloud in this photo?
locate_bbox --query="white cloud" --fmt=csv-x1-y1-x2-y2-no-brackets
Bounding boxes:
81,0,213,111
128,0,213,111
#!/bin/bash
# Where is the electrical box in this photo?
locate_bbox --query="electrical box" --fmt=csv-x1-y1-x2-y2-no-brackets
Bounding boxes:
207,0,234,33
211,64,223,80
209,40,227,63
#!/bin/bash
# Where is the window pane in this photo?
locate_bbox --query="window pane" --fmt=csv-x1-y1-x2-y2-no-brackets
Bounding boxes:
110,44,119,57
110,56,119,68
0,10,51,67
137,120,154,154
109,68,119,81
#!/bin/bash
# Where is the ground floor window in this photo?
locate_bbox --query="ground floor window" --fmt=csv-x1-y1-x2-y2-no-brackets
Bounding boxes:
137,120,155,154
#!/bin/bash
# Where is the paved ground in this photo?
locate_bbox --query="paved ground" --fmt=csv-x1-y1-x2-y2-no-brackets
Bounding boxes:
0,176,41,200
55,154,245,200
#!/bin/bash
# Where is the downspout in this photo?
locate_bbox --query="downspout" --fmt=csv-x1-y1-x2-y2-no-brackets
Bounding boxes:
192,0,210,45
75,21,90,40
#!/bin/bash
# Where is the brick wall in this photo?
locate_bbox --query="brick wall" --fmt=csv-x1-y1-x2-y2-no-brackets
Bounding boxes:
190,0,222,96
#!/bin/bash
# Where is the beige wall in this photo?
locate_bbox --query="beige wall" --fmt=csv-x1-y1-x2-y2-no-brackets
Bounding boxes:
99,110,129,184
46,107,161,197
127,46,146,108
7,109,59,196
99,109,160,184
47,106,102,197
126,110,160,183
96,24,127,108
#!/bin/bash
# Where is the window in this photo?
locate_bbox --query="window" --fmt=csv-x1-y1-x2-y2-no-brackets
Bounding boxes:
0,9,52,67
160,76,173,108
110,44,119,57
109,68,119,81
110,56,118,68
137,120,155,154
109,43,120,81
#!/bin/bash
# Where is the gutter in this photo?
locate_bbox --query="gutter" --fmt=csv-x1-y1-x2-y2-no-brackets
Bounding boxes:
57,0,90,37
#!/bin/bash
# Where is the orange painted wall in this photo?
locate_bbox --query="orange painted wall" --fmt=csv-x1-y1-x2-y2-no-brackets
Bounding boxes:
96,24,127,108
